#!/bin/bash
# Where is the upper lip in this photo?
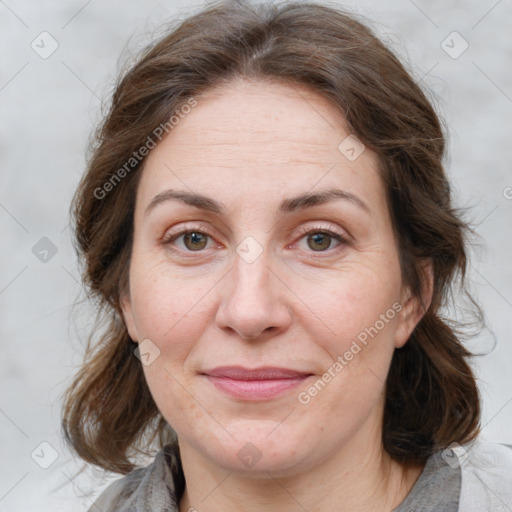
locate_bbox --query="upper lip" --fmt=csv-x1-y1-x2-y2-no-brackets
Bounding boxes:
202,366,313,380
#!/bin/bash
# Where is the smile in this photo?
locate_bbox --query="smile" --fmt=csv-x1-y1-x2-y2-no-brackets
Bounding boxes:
201,366,314,401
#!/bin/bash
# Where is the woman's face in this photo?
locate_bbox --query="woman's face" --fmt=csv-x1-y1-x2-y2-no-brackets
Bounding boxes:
122,78,427,475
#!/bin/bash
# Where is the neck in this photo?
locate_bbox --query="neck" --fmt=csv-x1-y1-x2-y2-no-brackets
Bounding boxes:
177,431,423,512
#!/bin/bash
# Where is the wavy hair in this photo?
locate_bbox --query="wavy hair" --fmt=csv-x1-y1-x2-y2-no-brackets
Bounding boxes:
62,0,481,474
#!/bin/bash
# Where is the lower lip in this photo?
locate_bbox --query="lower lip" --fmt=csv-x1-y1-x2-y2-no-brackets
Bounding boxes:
206,375,311,401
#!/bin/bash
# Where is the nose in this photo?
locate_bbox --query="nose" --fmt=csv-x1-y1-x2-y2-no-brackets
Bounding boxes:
215,248,292,341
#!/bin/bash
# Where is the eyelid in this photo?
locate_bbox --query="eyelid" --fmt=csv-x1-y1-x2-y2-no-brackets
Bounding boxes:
292,222,349,242
161,222,219,244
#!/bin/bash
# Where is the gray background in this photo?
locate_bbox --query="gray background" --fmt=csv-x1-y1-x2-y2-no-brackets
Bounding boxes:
1,0,511,510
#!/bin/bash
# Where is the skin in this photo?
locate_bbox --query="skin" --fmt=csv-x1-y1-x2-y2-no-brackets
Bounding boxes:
121,77,433,512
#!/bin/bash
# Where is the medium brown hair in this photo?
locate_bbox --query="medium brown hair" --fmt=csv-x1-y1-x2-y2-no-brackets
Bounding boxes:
62,0,481,474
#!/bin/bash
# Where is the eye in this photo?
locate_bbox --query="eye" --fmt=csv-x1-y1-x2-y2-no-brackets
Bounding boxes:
293,225,348,253
162,228,217,252
179,231,210,251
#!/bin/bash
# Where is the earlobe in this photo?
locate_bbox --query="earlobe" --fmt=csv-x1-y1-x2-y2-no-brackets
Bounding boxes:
394,291,416,349
394,259,434,349
121,293,139,342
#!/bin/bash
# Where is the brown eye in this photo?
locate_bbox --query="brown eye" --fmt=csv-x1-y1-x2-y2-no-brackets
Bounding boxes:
307,232,338,251
183,231,209,251
162,226,220,255
306,232,335,251
293,227,347,255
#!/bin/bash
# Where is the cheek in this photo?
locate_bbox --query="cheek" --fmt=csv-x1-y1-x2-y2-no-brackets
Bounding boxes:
142,362,209,435
296,262,401,342
294,271,399,423
129,260,219,360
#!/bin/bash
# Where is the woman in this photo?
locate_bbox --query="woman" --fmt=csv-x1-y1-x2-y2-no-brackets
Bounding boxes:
61,1,512,510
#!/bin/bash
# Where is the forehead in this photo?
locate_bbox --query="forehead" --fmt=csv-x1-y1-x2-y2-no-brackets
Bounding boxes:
168,78,348,146
136,78,384,214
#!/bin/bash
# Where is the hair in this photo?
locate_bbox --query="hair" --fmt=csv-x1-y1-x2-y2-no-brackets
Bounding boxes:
62,0,482,475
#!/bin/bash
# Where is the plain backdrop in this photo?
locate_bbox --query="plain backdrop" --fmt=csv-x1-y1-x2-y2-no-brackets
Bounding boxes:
1,0,511,510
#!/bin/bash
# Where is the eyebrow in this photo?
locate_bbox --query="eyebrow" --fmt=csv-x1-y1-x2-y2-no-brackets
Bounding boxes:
144,188,370,217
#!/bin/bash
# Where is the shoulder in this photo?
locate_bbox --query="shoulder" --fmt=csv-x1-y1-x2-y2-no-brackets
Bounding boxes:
88,444,183,512
394,440,512,512
455,439,512,511
90,466,148,511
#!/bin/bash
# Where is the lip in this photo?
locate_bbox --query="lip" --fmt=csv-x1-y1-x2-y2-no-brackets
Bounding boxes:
201,366,313,401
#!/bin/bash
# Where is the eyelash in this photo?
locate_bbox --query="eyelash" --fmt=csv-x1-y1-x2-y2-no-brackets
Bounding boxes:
161,223,349,257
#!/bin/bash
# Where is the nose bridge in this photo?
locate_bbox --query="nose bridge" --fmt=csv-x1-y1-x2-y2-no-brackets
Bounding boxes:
230,231,272,297
215,237,291,339
230,242,273,312
235,249,268,295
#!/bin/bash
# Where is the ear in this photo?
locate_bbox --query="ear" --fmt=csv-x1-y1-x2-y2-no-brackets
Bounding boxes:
121,292,139,343
394,258,434,348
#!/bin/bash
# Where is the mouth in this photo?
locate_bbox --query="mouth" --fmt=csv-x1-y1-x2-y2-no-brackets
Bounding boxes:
200,366,314,401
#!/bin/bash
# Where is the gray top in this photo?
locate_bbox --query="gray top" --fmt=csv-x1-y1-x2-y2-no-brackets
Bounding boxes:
91,443,465,511
393,449,460,512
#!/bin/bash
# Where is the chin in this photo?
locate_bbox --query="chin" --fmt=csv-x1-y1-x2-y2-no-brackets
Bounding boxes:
183,421,321,477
